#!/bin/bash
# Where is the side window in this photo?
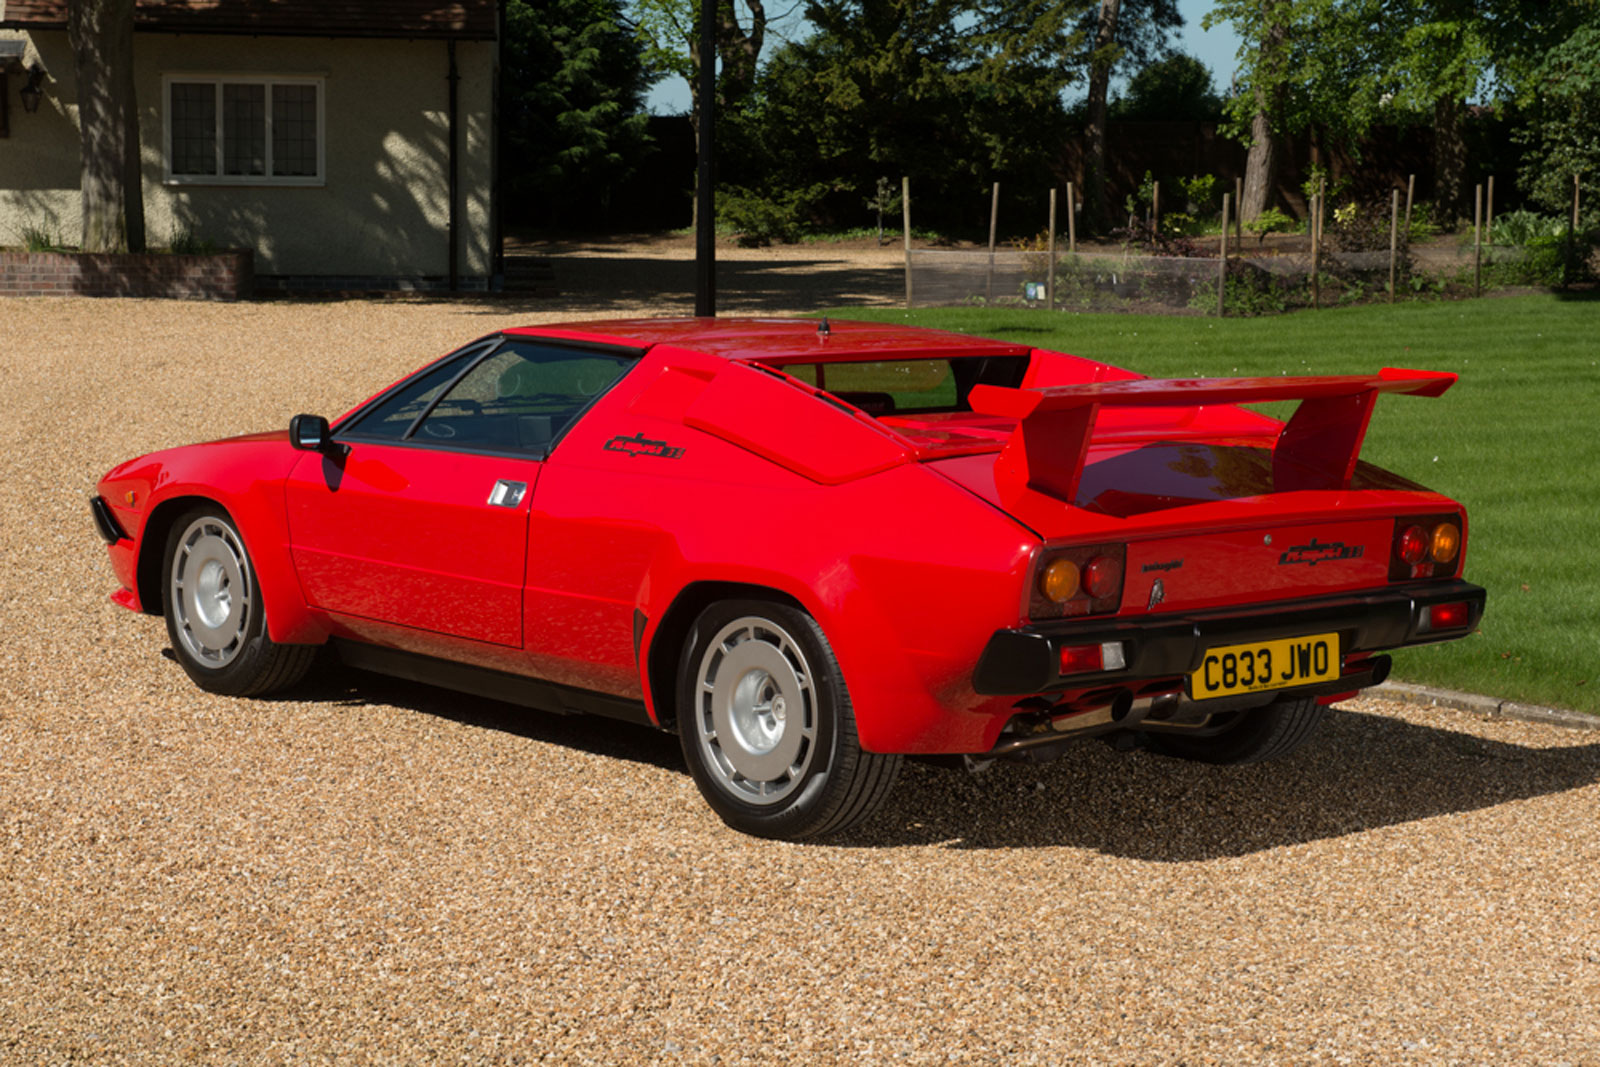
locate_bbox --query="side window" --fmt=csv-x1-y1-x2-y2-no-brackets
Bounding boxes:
411,340,635,454
341,353,473,440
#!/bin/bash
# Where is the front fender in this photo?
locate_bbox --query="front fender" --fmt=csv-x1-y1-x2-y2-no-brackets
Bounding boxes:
97,432,327,645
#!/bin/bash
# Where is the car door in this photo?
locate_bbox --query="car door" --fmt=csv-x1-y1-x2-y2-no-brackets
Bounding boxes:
284,337,638,648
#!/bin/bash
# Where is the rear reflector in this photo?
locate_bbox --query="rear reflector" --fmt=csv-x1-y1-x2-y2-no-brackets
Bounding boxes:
1059,641,1127,676
1422,601,1472,632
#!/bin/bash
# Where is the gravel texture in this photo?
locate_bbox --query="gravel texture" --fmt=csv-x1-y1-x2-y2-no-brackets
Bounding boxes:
4,286,1600,1065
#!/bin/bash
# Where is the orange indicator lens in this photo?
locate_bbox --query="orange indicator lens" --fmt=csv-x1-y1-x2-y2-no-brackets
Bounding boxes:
1040,558,1080,603
1430,522,1460,564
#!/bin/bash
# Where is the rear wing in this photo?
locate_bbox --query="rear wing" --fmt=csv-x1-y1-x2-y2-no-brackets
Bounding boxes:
967,368,1456,504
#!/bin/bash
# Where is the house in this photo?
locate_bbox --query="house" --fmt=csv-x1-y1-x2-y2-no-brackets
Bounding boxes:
0,0,500,290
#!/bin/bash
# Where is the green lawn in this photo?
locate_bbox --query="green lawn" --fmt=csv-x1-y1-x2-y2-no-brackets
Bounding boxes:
835,294,1600,714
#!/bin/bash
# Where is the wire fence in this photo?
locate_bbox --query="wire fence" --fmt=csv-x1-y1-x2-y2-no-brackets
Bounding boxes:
906,244,1534,315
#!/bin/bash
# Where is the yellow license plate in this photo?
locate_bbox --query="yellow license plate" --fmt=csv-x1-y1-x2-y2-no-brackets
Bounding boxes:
1189,633,1340,699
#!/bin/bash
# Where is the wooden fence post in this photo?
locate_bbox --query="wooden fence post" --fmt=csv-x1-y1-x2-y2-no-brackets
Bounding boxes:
1486,174,1495,245
1066,181,1077,253
1218,193,1230,318
1310,180,1323,310
1234,176,1243,246
1151,180,1160,233
902,176,913,310
1405,173,1415,236
1047,187,1057,311
1473,183,1483,297
985,182,999,303
1389,189,1400,303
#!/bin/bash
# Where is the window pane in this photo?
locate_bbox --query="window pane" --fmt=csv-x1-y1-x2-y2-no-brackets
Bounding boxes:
222,83,266,176
414,341,635,454
342,355,473,440
272,84,318,177
170,82,216,175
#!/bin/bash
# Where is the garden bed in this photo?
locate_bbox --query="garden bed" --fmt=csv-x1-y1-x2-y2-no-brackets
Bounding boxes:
0,247,253,301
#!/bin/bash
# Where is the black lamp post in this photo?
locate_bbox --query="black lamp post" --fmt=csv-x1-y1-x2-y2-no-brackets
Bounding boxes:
694,0,715,317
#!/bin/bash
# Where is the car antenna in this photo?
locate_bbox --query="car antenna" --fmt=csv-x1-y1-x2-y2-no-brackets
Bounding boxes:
817,316,830,337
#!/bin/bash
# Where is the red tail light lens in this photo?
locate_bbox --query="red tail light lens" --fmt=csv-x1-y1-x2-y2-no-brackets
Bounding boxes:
1030,543,1126,619
1422,601,1472,632
1083,555,1122,599
1398,525,1428,565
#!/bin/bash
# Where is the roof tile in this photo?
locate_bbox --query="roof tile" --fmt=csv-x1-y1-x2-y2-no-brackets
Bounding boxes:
1,0,496,39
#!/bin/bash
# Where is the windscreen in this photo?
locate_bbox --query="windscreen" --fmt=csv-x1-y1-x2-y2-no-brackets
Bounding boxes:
775,355,1029,416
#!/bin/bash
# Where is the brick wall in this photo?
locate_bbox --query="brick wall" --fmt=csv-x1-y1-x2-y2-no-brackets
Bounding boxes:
0,249,254,300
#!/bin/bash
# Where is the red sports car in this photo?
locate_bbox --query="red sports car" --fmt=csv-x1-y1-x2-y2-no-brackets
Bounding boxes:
92,318,1485,838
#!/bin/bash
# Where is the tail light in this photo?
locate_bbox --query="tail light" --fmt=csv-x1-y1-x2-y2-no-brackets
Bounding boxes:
1031,543,1126,620
1389,515,1464,581
1420,601,1473,633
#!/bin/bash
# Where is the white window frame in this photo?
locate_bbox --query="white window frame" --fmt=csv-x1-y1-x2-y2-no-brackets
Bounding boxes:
161,74,326,187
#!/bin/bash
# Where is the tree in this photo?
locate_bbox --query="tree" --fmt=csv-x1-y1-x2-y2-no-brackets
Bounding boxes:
1514,21,1600,216
67,0,144,252
1080,0,1181,229
502,0,653,228
733,0,1090,232
1109,51,1223,120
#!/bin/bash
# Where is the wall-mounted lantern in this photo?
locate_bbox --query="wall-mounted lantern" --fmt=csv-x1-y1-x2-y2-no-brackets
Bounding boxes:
19,64,45,114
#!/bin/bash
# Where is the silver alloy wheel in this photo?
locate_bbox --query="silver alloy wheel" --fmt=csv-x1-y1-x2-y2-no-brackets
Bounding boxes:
692,615,819,805
169,516,252,669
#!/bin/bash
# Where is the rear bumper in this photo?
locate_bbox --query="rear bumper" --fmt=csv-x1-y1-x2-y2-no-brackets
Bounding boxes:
974,580,1486,696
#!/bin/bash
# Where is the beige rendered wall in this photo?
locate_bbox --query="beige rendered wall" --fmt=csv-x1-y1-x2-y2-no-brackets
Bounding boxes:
0,30,494,282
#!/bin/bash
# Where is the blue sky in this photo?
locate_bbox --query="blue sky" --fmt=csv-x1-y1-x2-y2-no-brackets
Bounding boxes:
644,0,1244,114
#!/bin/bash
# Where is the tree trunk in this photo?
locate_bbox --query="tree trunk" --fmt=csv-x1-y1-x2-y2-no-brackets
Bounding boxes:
1432,95,1466,229
716,0,765,110
68,0,142,253
1082,0,1122,234
1239,8,1287,223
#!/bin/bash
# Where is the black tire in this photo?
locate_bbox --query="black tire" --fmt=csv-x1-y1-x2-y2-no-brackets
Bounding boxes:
1144,694,1326,765
676,599,900,840
160,506,317,697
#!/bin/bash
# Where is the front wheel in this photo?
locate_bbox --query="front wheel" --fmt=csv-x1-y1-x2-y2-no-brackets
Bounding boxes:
677,600,900,840
1144,694,1325,765
161,507,316,697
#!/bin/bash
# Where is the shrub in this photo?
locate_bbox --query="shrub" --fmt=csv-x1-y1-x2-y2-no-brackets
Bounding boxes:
20,224,64,252
169,228,218,255
716,185,812,246
1247,207,1295,244
1491,210,1567,246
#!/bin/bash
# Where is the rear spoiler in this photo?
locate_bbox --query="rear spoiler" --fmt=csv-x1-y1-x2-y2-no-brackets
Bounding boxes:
967,368,1456,504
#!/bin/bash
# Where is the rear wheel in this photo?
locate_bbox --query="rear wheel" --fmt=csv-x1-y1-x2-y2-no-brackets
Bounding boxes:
677,600,900,840
161,507,316,697
1144,694,1325,765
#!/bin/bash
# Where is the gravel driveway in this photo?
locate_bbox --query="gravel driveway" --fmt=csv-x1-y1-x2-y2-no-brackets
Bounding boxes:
4,294,1599,1064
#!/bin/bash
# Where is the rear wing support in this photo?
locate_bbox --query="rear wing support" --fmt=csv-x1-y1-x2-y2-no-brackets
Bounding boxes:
968,368,1456,505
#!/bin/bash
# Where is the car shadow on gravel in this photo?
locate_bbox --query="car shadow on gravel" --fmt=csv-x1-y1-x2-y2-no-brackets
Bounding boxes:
282,665,686,773
837,707,1600,859
278,664,1599,859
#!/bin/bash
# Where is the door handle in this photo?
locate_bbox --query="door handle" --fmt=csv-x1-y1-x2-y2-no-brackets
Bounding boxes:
487,479,528,508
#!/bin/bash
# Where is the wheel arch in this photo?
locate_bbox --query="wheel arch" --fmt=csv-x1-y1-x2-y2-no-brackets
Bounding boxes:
136,494,226,617
644,580,807,732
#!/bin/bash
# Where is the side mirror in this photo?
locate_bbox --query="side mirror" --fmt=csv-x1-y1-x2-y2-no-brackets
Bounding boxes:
289,413,335,452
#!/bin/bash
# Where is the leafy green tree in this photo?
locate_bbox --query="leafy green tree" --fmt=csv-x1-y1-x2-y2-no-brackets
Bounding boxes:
1514,21,1600,217
1080,0,1182,229
502,0,654,228
1109,51,1223,120
730,0,1089,233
